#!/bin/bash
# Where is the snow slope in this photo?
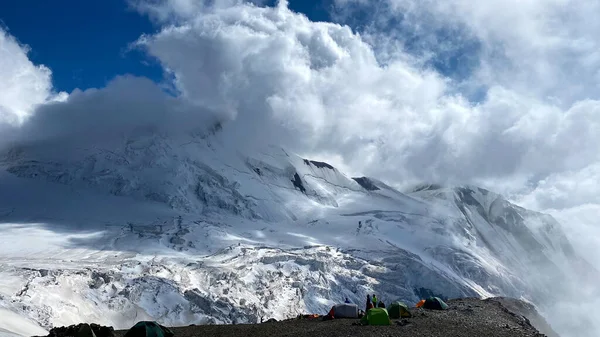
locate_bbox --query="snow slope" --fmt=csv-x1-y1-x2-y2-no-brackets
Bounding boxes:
0,129,595,336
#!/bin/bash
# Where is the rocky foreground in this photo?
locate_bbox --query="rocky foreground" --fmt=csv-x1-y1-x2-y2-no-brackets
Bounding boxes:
114,298,557,337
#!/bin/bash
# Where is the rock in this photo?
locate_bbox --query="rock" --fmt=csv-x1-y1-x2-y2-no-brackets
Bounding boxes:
184,288,213,313
396,319,411,327
89,271,111,289
43,323,115,337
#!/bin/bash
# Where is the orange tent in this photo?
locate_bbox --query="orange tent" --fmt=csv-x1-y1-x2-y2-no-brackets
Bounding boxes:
416,299,426,308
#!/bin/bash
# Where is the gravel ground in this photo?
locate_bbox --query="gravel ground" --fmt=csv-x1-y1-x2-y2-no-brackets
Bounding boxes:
111,298,552,337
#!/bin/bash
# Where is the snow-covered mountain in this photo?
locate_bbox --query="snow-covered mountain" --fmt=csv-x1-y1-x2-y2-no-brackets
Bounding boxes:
0,128,594,336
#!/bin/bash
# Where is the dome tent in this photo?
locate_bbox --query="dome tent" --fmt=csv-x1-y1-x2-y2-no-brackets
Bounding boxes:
331,303,359,318
423,297,449,310
388,301,412,318
123,321,174,337
360,308,391,326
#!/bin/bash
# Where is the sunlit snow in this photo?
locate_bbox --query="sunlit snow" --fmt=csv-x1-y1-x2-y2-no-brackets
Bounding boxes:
0,132,594,336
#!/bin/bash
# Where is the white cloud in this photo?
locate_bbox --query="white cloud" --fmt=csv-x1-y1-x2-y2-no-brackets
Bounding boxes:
520,163,600,211
0,28,65,125
133,1,600,199
135,1,456,170
334,0,600,105
0,75,222,159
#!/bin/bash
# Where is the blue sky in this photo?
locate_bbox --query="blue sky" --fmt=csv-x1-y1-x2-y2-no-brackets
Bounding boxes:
0,0,161,92
0,0,333,93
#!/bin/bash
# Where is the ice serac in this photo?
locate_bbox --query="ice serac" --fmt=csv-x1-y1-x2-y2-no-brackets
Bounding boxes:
0,130,594,337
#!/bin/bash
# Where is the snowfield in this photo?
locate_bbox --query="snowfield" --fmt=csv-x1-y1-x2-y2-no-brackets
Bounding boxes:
0,130,595,337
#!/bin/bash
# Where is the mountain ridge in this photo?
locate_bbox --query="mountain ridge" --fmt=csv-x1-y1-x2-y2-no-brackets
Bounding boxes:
0,130,594,336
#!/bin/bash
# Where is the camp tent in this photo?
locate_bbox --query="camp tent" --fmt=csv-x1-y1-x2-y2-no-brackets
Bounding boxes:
360,308,391,326
76,324,97,337
416,299,425,308
331,303,359,318
388,302,412,319
124,321,174,337
423,297,449,310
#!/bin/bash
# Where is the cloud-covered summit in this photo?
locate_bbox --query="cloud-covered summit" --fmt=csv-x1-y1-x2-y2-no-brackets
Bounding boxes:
136,0,600,212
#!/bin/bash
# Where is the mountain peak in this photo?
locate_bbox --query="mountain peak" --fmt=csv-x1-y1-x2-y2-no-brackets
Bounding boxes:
302,159,335,170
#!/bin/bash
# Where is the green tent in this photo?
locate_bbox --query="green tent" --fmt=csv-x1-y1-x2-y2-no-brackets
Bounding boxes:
124,321,174,337
423,297,449,310
360,308,391,326
388,302,412,319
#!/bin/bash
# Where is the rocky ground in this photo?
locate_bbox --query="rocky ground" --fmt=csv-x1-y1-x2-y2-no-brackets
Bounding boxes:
114,298,556,337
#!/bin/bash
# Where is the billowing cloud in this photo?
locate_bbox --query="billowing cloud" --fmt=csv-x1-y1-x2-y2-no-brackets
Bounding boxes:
135,3,455,158
0,28,65,125
133,1,600,196
334,0,600,105
9,76,218,147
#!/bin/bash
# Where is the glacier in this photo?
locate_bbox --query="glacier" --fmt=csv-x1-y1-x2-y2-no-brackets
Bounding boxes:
0,128,596,337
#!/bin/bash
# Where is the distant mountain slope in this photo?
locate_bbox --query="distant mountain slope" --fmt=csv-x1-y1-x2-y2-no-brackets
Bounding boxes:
0,130,593,336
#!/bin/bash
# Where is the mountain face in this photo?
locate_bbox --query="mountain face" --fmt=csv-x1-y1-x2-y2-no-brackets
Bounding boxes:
0,130,593,336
